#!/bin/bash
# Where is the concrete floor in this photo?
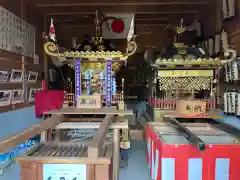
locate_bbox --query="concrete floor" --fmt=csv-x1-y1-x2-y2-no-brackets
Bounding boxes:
218,112,240,129
1,110,240,180
120,140,150,180
0,140,150,180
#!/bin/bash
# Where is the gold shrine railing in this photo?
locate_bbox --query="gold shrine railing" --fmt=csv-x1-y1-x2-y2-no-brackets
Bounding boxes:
148,97,216,109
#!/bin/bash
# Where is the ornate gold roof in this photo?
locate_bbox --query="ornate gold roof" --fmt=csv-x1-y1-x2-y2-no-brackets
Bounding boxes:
44,41,128,61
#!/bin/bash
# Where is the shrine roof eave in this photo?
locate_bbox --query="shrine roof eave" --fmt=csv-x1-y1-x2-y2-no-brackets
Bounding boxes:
153,57,222,67
44,41,128,61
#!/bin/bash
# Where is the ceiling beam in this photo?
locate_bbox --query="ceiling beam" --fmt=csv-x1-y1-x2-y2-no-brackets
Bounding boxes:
52,16,195,25
46,11,199,16
48,12,196,25
38,3,202,14
46,13,197,22
54,17,171,21
36,1,208,7
54,19,171,25
58,24,168,27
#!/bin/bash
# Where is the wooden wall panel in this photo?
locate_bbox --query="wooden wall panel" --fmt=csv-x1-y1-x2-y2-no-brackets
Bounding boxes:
0,0,22,17
200,0,219,38
0,0,24,112
23,1,44,106
136,26,169,51
0,0,44,69
25,3,44,68
0,51,23,92
54,24,195,53
0,1,44,112
223,2,240,55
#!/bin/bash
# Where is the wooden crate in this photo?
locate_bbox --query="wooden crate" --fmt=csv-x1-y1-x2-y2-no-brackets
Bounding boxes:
176,100,206,117
17,141,113,180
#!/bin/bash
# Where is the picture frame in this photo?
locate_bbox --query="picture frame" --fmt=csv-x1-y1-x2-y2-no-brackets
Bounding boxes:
0,90,13,106
0,70,10,82
204,40,208,52
28,71,38,83
222,0,236,20
9,69,23,82
28,88,39,102
208,38,214,56
214,34,221,54
11,89,24,104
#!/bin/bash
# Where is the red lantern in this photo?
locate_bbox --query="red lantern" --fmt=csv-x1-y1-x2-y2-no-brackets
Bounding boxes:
111,19,125,33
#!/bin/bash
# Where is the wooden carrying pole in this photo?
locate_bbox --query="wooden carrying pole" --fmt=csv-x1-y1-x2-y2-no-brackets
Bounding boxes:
88,114,114,158
0,115,66,154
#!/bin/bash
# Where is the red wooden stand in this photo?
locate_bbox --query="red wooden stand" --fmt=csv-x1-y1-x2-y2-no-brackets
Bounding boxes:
146,123,240,180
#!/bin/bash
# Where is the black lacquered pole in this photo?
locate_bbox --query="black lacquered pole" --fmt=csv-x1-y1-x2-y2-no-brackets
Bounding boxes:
169,118,206,151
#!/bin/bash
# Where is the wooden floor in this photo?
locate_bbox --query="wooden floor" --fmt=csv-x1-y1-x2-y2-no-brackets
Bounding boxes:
0,140,150,180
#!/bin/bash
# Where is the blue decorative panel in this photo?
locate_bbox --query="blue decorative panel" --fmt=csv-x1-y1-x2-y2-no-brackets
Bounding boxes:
105,60,112,106
75,59,81,102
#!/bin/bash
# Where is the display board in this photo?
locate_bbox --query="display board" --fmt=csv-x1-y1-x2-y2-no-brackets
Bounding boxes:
176,100,207,116
0,69,40,107
0,6,35,58
77,94,102,108
43,164,87,180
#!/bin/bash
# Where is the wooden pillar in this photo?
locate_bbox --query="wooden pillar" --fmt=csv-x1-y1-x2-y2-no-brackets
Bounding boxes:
20,0,28,104
43,15,49,89
41,116,48,142
113,128,120,180
40,131,47,142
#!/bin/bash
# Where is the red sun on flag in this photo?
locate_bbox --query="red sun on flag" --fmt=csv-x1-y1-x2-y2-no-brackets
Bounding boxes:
111,19,125,33
50,26,55,34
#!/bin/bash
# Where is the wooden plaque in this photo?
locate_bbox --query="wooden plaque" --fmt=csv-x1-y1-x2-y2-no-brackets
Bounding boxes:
77,94,102,109
176,100,206,117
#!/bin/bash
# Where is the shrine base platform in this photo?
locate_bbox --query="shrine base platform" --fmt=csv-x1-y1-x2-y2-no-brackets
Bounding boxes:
153,109,223,122
0,140,150,180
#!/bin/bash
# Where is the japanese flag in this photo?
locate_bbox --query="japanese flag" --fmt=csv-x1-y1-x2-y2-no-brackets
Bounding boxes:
102,14,135,39
49,18,56,42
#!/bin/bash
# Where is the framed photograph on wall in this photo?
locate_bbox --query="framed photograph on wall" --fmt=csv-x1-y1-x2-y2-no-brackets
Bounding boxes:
0,90,13,106
9,69,23,82
28,88,39,102
214,34,221,54
11,89,24,104
222,0,236,19
28,71,38,83
0,70,10,82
